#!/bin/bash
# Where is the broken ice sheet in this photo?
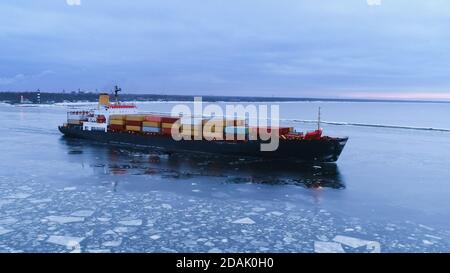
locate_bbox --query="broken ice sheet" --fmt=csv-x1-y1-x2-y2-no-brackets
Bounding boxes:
150,234,161,240
47,235,84,248
0,227,13,236
71,210,95,217
314,241,345,253
103,230,116,236
267,211,284,216
5,193,31,199
118,219,142,226
0,217,18,225
29,198,52,204
45,216,85,224
232,217,256,225
208,248,222,253
333,235,381,253
161,204,172,209
103,239,122,247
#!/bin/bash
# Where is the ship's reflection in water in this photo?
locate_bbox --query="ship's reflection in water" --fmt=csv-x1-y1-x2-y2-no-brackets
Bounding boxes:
61,138,345,190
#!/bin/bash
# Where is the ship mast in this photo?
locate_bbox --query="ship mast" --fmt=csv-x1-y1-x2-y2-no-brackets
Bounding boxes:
114,85,122,104
318,107,321,131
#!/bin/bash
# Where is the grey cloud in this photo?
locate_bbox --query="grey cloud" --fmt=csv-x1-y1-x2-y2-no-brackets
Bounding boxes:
0,0,449,97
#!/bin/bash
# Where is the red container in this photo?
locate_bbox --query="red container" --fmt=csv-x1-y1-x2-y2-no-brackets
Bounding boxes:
126,120,143,126
161,128,173,135
253,127,291,135
278,127,291,135
285,133,304,140
144,115,163,122
160,116,179,123
109,124,125,131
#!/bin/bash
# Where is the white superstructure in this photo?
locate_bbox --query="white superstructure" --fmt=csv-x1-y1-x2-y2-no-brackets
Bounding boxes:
66,92,138,131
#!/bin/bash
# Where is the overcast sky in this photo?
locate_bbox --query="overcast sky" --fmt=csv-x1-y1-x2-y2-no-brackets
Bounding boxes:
1,0,450,99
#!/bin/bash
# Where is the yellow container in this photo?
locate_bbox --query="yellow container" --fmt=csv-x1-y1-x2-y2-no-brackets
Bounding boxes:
126,125,141,131
235,119,245,126
126,115,146,121
202,118,224,125
203,119,224,132
142,121,160,127
204,132,223,140
225,133,235,140
181,132,202,138
110,119,125,125
182,125,202,133
110,115,126,120
161,122,176,129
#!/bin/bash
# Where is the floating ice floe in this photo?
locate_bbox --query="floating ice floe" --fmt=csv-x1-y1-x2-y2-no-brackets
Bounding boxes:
103,230,116,235
0,227,13,236
102,239,122,247
333,235,381,253
208,248,222,253
63,187,77,191
47,235,84,248
86,249,111,253
268,211,284,216
114,227,131,233
316,235,328,242
0,200,14,207
314,241,345,253
283,237,296,244
97,217,111,222
45,216,85,224
71,210,95,217
150,234,161,240
17,186,32,191
5,193,31,199
418,224,435,231
118,219,142,226
252,207,266,212
29,198,52,204
425,234,442,240
161,204,172,209
422,240,434,245
232,217,256,225
0,217,18,225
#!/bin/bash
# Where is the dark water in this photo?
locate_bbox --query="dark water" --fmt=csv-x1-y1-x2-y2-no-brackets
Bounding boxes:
0,102,450,253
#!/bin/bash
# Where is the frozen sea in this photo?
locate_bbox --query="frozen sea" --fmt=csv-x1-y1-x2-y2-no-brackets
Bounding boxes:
0,101,450,253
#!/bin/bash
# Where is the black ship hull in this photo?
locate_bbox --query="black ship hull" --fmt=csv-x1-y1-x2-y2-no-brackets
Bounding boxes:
58,126,348,162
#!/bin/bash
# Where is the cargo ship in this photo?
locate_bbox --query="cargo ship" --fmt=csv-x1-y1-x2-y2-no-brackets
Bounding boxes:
59,88,348,162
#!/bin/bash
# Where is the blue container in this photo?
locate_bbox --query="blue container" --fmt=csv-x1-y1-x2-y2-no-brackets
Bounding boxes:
142,126,161,133
225,126,248,135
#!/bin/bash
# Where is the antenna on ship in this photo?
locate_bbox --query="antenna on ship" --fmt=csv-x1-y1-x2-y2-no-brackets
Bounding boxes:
114,85,122,104
318,107,321,131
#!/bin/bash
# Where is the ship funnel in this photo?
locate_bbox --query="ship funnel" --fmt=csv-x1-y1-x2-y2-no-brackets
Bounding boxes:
99,93,110,108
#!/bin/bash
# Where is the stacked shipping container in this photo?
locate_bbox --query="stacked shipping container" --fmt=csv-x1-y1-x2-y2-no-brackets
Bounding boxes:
107,114,298,140
109,115,126,131
142,115,162,133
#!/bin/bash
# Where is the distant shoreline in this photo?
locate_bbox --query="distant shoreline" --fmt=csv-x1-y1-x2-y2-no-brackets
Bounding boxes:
1,91,449,105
